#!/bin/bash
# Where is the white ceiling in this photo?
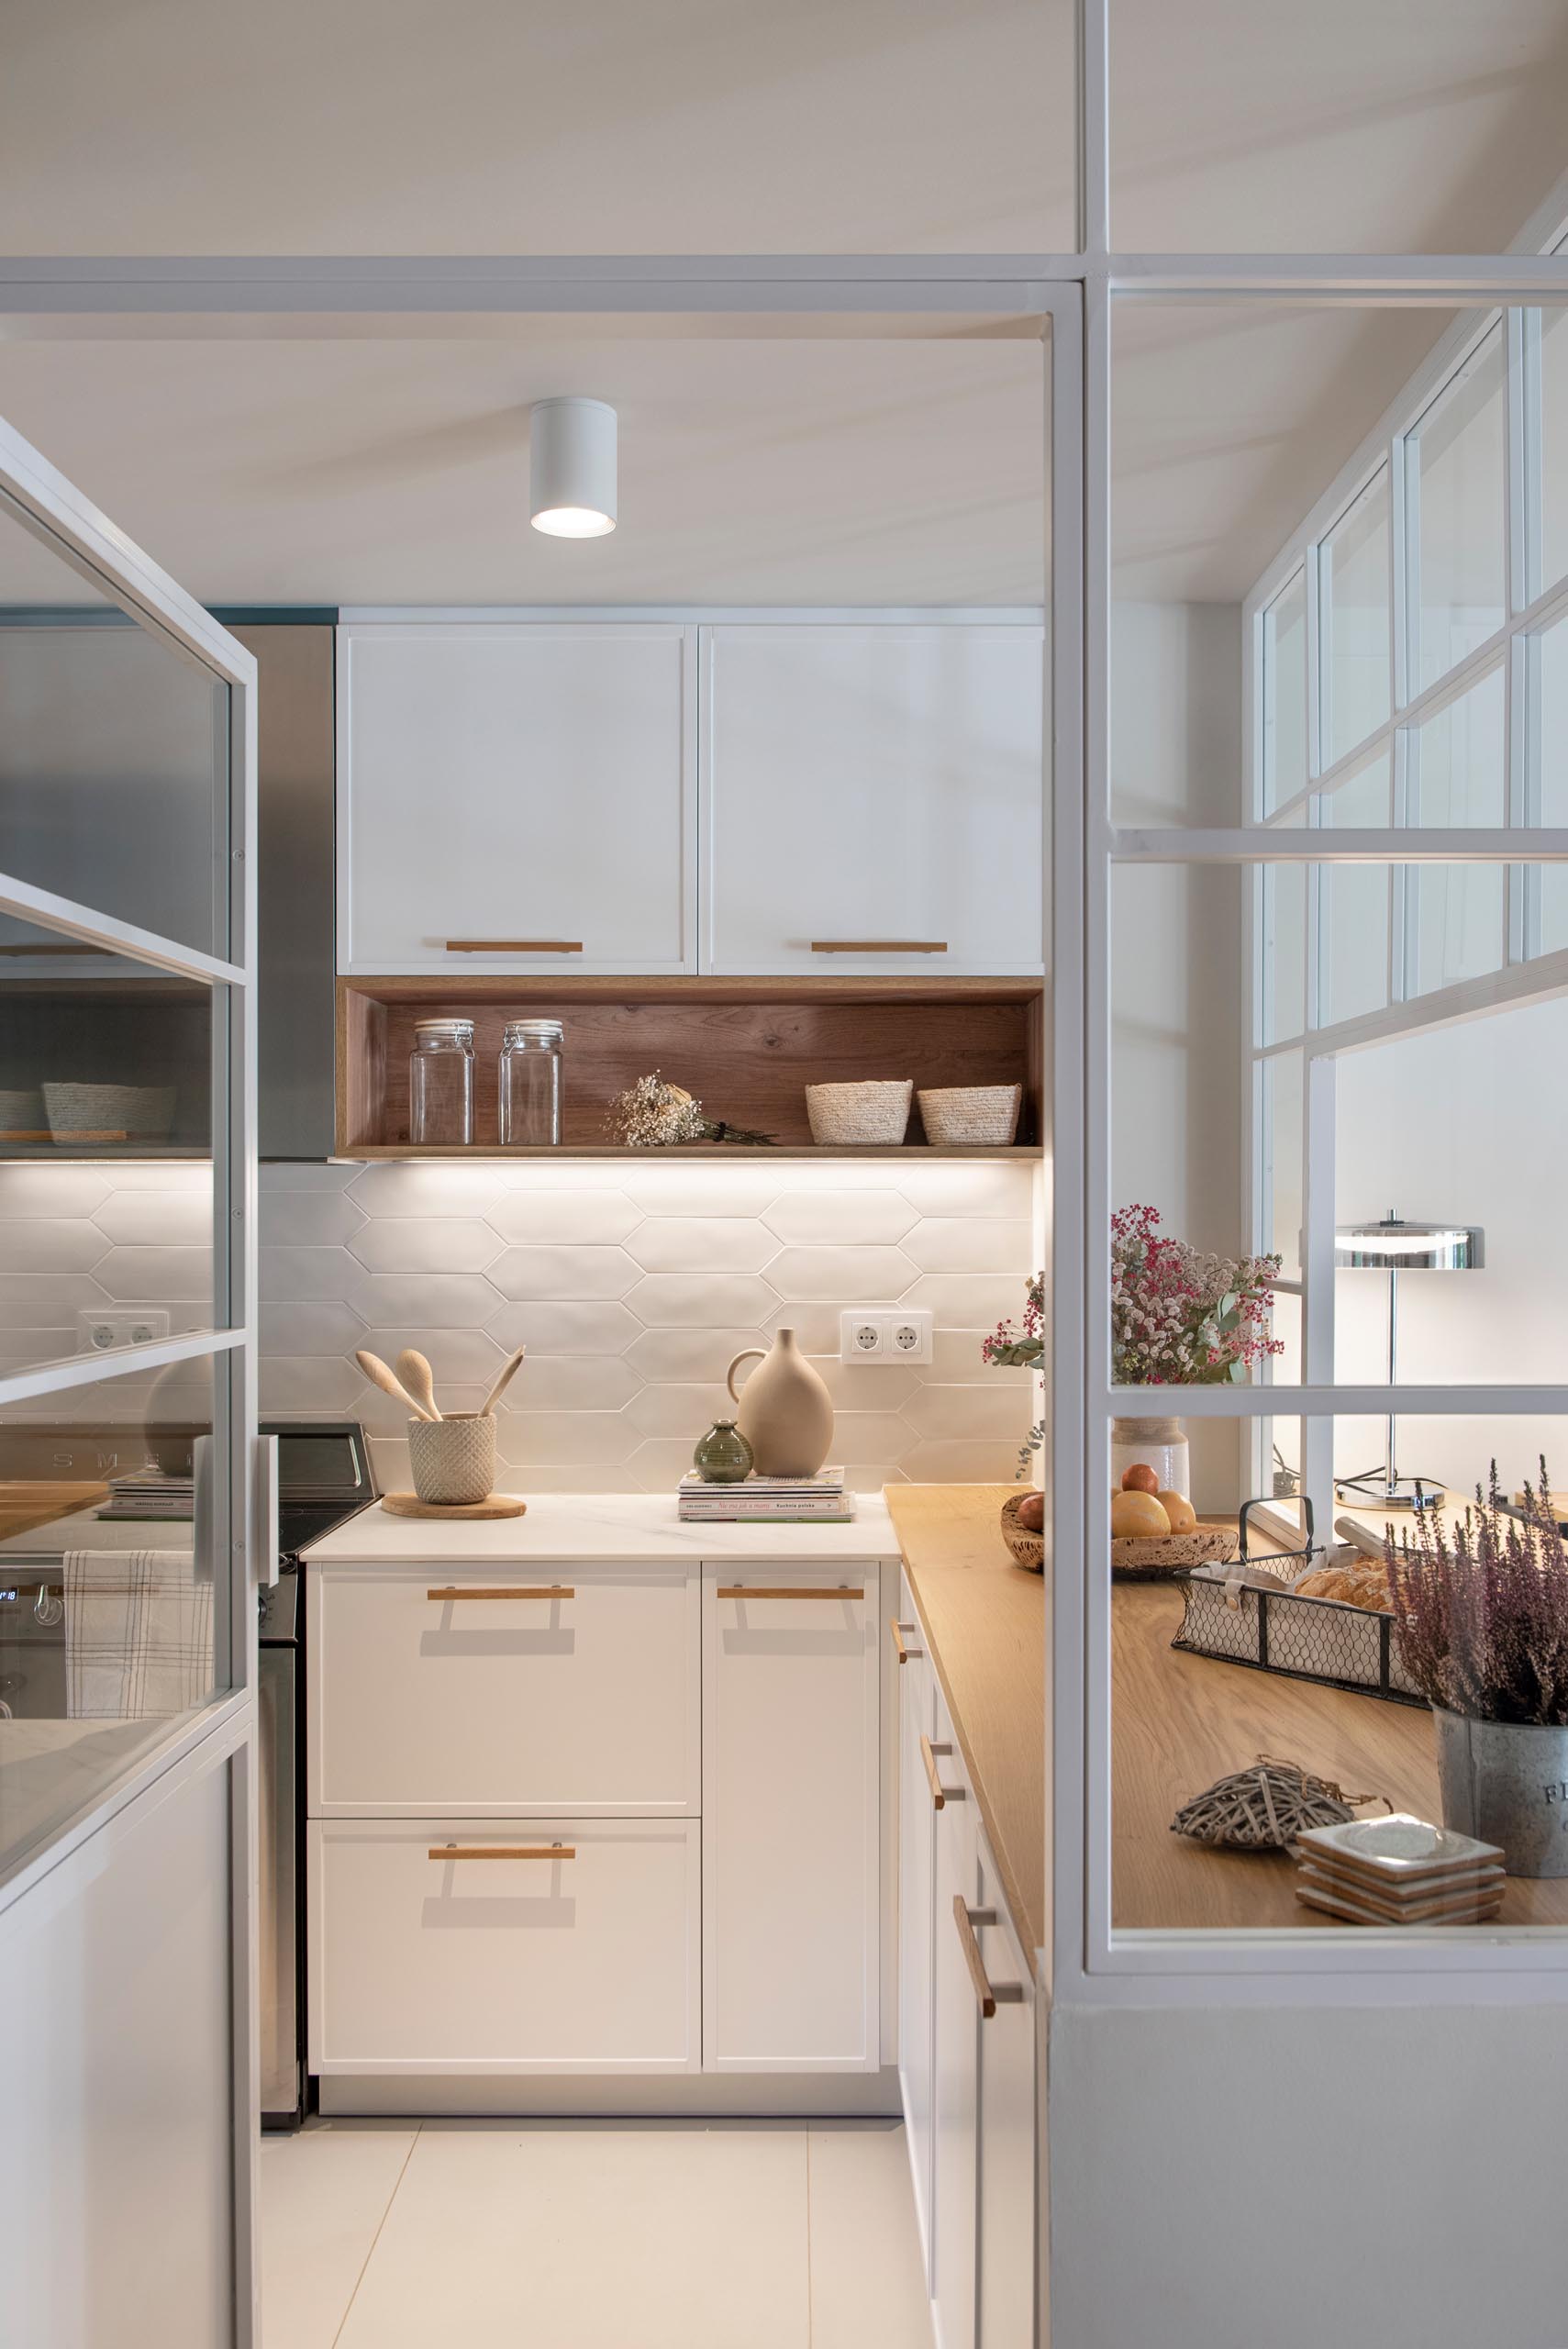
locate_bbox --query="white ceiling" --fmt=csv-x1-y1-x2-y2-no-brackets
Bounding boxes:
0,324,1049,607
1,1,1566,606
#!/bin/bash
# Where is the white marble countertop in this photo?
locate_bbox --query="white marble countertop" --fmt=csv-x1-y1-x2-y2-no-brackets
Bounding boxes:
300,1489,896,1565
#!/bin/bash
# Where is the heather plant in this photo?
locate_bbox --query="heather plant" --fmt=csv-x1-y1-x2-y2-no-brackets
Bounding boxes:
1384,1464,1568,1726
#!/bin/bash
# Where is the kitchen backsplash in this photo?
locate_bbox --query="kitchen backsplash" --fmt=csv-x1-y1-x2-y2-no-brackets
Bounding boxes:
0,1159,1037,1494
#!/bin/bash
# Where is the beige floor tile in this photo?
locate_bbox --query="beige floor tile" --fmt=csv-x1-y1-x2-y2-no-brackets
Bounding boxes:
807,2122,934,2349
336,2121,811,2349
259,2121,417,2349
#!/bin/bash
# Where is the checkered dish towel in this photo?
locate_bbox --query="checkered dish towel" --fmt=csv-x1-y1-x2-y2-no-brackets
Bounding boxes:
65,1549,215,1720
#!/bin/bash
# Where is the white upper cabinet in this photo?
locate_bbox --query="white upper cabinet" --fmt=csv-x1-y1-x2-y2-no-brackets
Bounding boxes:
337,622,696,973
701,624,1045,974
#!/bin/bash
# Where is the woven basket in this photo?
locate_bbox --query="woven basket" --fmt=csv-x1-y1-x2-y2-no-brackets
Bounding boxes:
806,1080,912,1146
1111,1523,1239,1579
918,1085,1023,1146
999,1490,1045,1574
43,1082,176,1141
408,1412,496,1506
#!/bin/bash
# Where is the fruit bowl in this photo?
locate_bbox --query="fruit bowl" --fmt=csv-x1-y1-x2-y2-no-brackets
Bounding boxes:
1111,1524,1240,1579
999,1490,1045,1575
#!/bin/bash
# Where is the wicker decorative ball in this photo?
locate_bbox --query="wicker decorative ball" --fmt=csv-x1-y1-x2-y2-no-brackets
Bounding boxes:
999,1491,1045,1574
1171,1756,1373,1852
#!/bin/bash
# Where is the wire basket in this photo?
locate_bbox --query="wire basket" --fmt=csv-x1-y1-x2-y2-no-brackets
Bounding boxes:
1172,1497,1427,1709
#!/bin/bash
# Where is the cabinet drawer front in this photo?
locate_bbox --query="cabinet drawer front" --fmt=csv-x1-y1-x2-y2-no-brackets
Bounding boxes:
702,1565,882,2073
309,1819,700,2073
308,1566,699,1816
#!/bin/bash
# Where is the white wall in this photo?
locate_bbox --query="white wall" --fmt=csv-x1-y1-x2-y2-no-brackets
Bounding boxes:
1048,1997,1568,2349
1332,991,1568,1499
1111,601,1245,1508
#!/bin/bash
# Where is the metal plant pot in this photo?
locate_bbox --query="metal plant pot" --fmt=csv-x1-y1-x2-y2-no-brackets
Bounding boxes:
1433,1707,1568,1877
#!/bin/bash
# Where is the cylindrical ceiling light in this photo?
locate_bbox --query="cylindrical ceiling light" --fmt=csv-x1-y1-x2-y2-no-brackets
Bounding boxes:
529,396,617,538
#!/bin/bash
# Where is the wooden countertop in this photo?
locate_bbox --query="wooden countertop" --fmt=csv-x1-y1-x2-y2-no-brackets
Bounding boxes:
1115,1578,1568,1930
884,1485,1046,1973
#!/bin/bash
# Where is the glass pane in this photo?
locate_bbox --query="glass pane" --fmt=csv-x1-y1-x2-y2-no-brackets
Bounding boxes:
0,1351,227,1884
1323,472,1390,763
1111,1408,1568,1936
1539,612,1568,952
1318,752,1391,1029
1542,307,1568,596
1414,324,1507,694
1263,863,1306,1042
1263,1047,1302,1279
1407,671,1507,996
0,919,218,1376
1262,573,1307,815
0,495,229,960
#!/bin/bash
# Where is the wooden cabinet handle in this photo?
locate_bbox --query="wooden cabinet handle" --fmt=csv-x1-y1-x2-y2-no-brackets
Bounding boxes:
428,1842,575,1861
716,1585,864,1601
890,1619,923,1664
809,940,948,954
426,1585,574,1601
920,1733,962,1809
444,939,584,952
952,1898,1023,2017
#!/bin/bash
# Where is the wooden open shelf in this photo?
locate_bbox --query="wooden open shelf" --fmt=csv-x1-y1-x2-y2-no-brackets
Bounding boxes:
337,974,1044,1158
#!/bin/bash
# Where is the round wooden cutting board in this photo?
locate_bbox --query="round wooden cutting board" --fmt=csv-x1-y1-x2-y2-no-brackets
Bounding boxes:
381,1492,528,1520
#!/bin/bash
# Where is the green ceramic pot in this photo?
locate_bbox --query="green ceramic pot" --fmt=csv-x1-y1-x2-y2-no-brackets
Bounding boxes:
693,1419,754,1485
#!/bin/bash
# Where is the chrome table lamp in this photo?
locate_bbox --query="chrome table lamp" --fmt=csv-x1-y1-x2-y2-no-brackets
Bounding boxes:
1333,1210,1484,1510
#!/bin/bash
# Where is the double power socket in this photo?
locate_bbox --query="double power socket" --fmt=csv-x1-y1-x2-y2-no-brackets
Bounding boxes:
838,1307,933,1364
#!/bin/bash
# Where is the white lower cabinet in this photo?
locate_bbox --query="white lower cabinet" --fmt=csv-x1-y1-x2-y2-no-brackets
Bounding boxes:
308,1817,701,2076
700,1563,883,2071
895,1580,938,2283
902,1647,1040,2349
930,1690,982,2349
306,1547,887,2092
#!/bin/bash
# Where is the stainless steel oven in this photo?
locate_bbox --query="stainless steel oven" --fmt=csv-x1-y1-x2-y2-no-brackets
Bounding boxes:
259,1420,373,2129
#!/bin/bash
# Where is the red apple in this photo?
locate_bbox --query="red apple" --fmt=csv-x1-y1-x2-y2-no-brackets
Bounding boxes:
1120,1463,1160,1495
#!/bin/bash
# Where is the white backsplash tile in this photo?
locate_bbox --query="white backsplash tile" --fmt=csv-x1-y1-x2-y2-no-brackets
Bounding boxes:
0,1159,1038,1488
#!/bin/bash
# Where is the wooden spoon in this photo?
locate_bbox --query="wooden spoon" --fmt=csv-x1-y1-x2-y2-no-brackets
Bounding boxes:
478,1345,527,1419
396,1348,442,1421
355,1349,436,1421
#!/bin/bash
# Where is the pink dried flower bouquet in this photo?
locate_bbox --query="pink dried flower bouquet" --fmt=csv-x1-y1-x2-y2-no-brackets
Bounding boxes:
1385,1466,1568,1726
1109,1203,1283,1386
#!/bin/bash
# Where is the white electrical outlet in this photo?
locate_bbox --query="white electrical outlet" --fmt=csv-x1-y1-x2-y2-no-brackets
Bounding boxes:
839,1308,932,1364
79,1308,171,1353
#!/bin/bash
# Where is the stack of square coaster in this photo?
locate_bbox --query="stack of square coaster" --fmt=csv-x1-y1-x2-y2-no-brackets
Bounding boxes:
1294,1814,1505,1925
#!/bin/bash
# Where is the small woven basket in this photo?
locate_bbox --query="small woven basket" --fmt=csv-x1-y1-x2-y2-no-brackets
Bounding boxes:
806,1080,912,1145
917,1085,1022,1146
999,1490,1045,1574
408,1412,496,1506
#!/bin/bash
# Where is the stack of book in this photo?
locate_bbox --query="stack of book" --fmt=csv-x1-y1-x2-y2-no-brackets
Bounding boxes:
1294,1814,1506,1926
97,1467,195,1523
677,1469,853,1525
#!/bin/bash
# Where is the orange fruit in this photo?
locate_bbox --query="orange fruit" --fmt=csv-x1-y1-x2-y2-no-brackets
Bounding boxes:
1111,1489,1171,1539
1120,1463,1160,1495
1158,1490,1196,1533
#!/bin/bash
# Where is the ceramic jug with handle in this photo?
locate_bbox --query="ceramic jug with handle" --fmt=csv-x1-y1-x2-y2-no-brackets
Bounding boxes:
725,1328,835,1478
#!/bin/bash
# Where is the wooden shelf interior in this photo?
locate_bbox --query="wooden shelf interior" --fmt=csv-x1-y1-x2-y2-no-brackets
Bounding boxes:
338,975,1044,1155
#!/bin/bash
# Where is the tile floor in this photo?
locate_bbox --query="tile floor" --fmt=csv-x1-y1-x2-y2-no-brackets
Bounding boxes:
260,2116,935,2349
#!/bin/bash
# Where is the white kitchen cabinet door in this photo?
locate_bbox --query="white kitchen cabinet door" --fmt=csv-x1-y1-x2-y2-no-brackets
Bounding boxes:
309,1817,700,2075
338,622,696,972
896,1582,938,2287
701,624,1044,974
702,1564,882,2072
930,1691,980,2349
975,1833,1039,2349
307,1563,699,1817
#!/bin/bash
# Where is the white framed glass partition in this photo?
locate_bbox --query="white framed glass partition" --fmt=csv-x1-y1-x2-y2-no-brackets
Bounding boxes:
0,416,258,1898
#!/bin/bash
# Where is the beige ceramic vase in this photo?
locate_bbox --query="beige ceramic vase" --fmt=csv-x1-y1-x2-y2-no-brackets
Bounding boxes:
726,1329,835,1478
